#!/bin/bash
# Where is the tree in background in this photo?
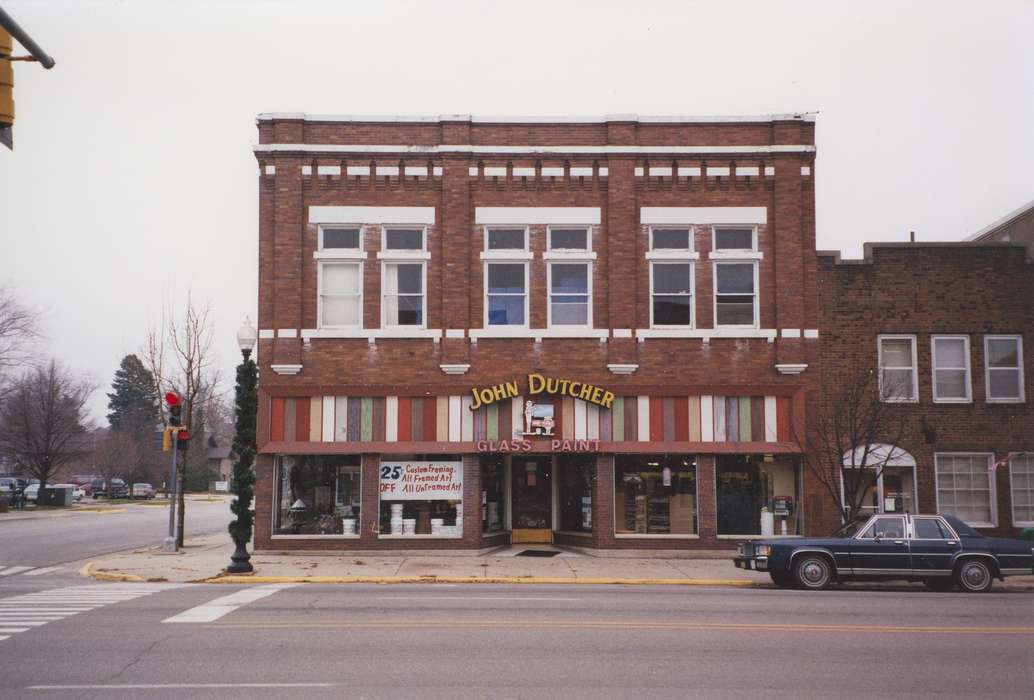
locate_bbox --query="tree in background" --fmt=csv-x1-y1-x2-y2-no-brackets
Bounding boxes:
106,354,158,431
0,286,42,397
0,360,94,490
794,370,908,524
143,295,219,547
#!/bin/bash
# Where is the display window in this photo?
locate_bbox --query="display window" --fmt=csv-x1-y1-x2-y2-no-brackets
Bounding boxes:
275,455,361,536
716,455,800,536
481,455,507,534
557,454,593,533
614,455,697,535
378,456,463,537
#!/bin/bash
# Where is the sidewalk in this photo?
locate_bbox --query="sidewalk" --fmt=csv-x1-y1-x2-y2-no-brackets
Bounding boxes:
78,531,1034,590
80,531,766,586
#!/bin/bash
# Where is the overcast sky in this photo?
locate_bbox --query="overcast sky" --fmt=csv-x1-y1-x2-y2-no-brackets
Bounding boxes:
1,0,1032,423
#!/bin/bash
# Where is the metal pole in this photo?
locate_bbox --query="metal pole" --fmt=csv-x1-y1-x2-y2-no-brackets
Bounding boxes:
163,433,178,552
0,6,55,67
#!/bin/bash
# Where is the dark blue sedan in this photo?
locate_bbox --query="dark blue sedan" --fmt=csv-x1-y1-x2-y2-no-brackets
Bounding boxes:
733,513,1034,592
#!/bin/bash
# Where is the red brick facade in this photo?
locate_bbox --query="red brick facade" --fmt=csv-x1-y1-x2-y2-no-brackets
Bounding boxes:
250,113,826,553
817,243,1034,537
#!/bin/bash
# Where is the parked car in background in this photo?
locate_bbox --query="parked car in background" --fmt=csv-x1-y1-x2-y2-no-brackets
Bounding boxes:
70,475,99,497
734,512,1034,593
131,483,156,499
0,477,24,497
90,478,128,499
23,483,40,502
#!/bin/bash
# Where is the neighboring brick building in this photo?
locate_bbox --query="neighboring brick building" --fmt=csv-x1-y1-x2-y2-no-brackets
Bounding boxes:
251,113,822,552
817,242,1034,537
967,197,1034,245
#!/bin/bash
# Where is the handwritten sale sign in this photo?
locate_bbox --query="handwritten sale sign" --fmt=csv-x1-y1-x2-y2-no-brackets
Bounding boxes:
378,461,463,501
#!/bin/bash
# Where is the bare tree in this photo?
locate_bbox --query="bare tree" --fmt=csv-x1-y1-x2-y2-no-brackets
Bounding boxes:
142,295,219,546
92,428,141,498
0,360,95,490
794,369,909,524
0,286,43,394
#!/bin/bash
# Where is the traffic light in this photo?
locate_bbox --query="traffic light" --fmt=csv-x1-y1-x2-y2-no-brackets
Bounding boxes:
165,391,182,427
176,428,190,450
0,29,12,138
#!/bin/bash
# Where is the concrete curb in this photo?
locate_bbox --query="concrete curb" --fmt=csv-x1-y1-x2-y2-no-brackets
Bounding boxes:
205,574,759,586
78,561,146,583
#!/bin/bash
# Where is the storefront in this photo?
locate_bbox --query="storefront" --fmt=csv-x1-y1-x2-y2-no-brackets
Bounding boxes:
258,376,806,551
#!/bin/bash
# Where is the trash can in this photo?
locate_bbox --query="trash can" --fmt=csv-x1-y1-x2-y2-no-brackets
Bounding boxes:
38,486,73,507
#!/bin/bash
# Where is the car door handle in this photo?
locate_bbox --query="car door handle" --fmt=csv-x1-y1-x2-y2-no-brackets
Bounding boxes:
946,541,957,545
893,540,905,545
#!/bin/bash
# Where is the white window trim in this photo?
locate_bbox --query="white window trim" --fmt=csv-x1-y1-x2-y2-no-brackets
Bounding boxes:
547,260,593,329
984,334,1025,403
711,224,759,253
649,261,695,329
877,334,919,403
934,452,998,528
380,260,428,330
483,260,530,329
1008,453,1034,527
931,335,972,403
317,260,363,330
315,223,367,260
713,260,760,329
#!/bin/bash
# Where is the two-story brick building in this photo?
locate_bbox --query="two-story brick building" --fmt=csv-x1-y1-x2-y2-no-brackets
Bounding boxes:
251,113,823,552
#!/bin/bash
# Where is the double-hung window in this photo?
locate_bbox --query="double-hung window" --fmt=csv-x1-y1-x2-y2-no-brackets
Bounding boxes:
984,335,1024,402
878,335,918,402
931,335,971,402
647,227,695,327
1010,454,1034,526
483,228,529,327
317,225,364,328
379,228,428,328
710,226,759,328
546,227,593,327
935,453,996,527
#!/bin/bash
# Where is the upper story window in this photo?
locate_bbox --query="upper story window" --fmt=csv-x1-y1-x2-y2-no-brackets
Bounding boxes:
320,226,361,251
878,335,918,402
486,263,527,326
383,227,425,251
378,227,428,328
984,335,1025,402
549,263,590,327
317,225,365,328
319,263,362,328
651,227,692,252
931,335,971,403
714,262,757,327
713,226,757,252
485,227,527,253
548,227,589,251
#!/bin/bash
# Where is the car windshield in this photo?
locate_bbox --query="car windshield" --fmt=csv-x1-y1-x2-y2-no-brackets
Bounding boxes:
829,517,869,538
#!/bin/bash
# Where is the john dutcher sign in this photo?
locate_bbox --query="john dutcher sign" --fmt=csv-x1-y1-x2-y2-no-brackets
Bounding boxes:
469,373,614,411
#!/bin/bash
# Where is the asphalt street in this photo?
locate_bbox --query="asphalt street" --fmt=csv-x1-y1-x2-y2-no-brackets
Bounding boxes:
0,581,1031,699
0,498,231,569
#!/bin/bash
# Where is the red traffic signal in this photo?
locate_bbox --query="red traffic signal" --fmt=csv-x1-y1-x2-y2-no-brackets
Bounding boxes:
176,428,190,449
166,392,183,427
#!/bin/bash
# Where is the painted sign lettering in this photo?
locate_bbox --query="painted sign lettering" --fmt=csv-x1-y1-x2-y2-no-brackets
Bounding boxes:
469,373,614,411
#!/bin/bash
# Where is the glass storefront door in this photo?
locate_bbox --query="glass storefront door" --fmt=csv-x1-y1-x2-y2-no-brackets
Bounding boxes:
511,456,553,543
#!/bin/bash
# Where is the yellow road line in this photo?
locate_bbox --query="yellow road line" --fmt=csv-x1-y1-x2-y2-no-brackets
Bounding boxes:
209,575,757,586
207,620,1034,635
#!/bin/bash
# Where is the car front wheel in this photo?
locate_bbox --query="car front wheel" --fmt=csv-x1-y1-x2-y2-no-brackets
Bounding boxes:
793,555,833,590
955,559,994,593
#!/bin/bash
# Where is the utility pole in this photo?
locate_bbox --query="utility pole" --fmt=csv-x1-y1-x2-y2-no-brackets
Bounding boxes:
0,6,55,149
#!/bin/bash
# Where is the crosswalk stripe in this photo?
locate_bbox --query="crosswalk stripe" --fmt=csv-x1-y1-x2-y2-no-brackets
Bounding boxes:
163,584,297,624
0,567,33,576
23,567,62,576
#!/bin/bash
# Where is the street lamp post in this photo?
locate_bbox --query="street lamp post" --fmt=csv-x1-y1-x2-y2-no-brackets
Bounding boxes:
227,317,258,574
